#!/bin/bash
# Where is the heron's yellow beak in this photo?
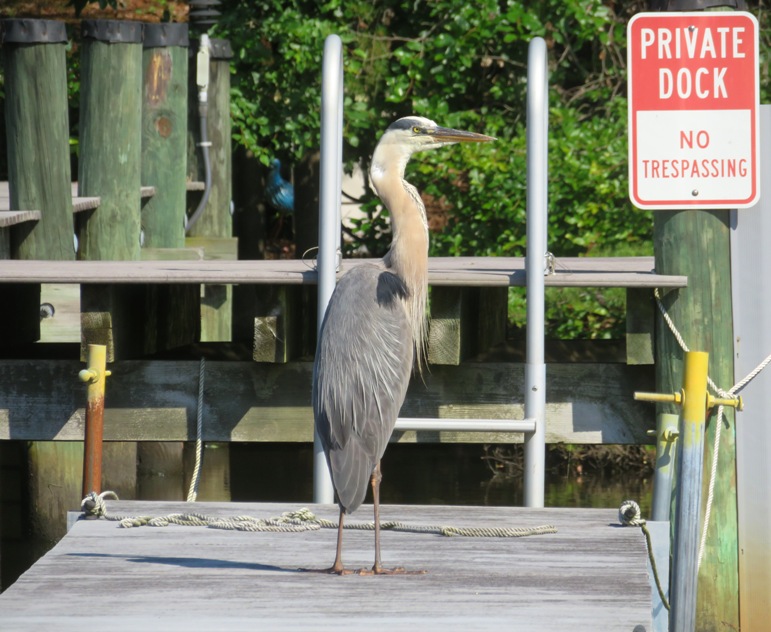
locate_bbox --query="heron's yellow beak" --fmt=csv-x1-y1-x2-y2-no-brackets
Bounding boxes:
430,127,496,143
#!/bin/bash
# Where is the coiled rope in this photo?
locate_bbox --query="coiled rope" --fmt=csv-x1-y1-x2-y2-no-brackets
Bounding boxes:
80,496,557,538
619,500,669,611
653,288,771,569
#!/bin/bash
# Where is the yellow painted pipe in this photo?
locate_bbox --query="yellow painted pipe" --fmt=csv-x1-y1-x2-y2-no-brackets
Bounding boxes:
634,390,683,405
681,351,709,448
79,344,111,498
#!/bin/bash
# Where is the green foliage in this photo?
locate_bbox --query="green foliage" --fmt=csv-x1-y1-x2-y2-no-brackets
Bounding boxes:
216,0,770,338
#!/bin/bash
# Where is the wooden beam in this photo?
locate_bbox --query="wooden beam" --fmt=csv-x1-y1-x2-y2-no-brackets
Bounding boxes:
0,256,687,288
428,287,507,365
251,285,307,363
0,359,654,444
626,288,655,365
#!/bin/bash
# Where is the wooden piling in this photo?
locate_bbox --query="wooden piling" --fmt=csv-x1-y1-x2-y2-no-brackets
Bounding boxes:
1,19,74,344
77,20,143,261
77,20,142,362
78,20,197,360
653,210,739,630
3,19,74,261
141,23,189,249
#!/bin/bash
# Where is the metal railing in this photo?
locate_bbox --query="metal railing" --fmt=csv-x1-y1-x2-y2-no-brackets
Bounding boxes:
313,35,549,507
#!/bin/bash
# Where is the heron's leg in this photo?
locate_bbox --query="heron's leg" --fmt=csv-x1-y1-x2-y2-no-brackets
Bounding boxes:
366,462,426,576
371,462,384,573
329,508,346,575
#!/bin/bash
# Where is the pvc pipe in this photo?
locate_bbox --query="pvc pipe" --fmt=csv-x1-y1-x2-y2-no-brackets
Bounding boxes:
395,418,537,433
313,34,343,503
670,351,709,632
523,37,548,508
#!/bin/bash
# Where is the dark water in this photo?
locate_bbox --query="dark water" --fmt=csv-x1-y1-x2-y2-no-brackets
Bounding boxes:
228,443,653,515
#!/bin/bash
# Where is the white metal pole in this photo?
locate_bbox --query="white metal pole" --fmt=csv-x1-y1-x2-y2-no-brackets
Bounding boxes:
523,37,548,508
313,34,343,504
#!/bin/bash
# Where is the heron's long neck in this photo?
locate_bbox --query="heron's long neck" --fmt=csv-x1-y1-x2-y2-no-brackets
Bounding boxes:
370,153,429,368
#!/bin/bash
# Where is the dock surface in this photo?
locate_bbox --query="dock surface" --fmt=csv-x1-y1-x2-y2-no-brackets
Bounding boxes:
0,501,652,631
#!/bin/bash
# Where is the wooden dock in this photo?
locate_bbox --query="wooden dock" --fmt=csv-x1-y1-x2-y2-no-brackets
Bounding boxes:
0,501,652,631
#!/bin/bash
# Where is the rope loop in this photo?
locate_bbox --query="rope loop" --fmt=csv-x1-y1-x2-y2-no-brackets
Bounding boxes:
619,500,669,611
618,499,645,527
81,490,119,518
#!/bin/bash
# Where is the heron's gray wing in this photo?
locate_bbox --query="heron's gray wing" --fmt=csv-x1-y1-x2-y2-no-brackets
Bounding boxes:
312,264,414,513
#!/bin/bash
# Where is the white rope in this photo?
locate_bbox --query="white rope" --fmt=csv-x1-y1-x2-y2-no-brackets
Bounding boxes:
654,288,771,569
186,357,206,502
80,499,556,538
618,500,670,611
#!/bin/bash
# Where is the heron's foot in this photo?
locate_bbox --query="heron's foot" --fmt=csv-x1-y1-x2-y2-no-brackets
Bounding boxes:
298,565,356,575
361,565,427,576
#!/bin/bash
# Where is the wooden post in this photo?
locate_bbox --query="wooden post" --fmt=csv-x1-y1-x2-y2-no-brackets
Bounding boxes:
1,19,74,343
77,20,143,261
78,20,197,359
141,23,189,249
138,23,193,502
187,37,234,342
139,22,199,350
653,210,739,630
77,20,142,362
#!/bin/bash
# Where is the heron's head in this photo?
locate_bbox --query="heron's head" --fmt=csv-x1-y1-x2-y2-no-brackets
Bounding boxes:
382,116,495,154
372,116,494,178
270,158,281,171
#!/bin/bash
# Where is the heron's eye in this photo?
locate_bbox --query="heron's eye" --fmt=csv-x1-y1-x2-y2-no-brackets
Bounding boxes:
412,126,423,135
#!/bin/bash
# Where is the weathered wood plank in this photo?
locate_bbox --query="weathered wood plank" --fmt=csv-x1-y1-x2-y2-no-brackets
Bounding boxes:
140,247,204,261
39,284,81,343
0,501,651,632
0,210,41,227
0,360,654,444
0,256,687,288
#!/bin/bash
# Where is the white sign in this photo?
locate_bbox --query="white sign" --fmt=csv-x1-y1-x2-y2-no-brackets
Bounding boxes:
627,12,759,209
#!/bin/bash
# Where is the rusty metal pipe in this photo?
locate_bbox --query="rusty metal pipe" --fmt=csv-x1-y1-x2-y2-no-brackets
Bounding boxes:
79,344,110,498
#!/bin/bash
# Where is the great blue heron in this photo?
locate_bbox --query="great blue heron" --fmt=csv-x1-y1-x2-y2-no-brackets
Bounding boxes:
312,116,494,574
